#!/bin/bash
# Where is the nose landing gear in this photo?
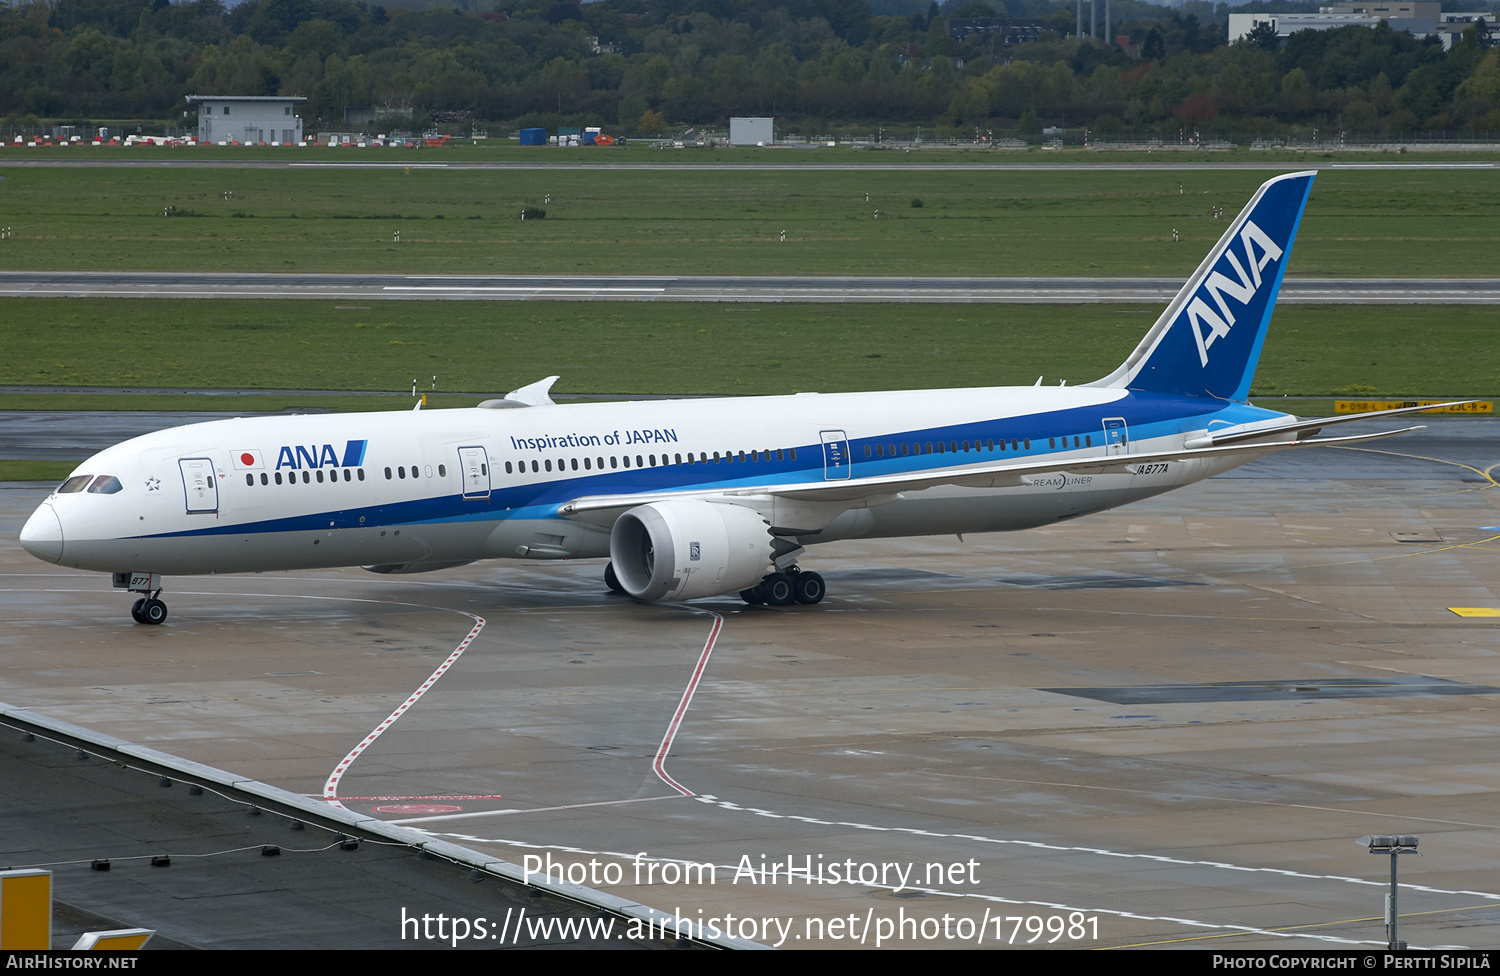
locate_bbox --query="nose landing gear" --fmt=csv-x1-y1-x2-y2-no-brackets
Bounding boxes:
114,572,168,625
130,596,169,625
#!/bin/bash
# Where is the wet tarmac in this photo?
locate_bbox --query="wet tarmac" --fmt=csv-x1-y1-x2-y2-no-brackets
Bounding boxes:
2,420,1497,949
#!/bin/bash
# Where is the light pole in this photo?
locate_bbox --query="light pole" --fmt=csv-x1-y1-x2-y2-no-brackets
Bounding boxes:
1360,835,1419,950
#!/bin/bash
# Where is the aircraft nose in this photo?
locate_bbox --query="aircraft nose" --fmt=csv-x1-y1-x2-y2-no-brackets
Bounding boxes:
20,503,64,564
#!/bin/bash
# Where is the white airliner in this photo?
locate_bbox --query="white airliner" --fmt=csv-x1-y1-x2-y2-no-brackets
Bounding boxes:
20,171,1450,624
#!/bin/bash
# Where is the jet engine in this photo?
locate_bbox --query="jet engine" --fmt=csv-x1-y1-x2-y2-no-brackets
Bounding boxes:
609,500,775,601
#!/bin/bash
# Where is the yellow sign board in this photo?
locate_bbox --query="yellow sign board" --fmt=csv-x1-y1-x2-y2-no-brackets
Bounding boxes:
72,928,155,950
1335,400,1492,415
0,869,51,950
1449,608,1500,618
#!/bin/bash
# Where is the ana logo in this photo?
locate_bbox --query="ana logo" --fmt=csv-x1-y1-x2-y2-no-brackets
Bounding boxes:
275,439,368,471
1185,219,1284,366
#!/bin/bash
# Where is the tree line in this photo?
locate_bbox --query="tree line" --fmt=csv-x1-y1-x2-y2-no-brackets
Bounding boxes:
2,0,1497,136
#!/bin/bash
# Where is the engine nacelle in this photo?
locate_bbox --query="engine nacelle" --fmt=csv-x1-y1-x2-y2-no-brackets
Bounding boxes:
609,501,775,602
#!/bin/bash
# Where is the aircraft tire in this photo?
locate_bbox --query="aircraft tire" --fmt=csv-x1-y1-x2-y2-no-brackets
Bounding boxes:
604,562,624,594
141,599,168,626
130,599,145,624
761,572,795,607
740,585,766,605
793,571,825,605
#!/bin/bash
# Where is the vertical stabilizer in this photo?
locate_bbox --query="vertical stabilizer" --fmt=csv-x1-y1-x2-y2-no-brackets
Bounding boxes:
1089,171,1315,402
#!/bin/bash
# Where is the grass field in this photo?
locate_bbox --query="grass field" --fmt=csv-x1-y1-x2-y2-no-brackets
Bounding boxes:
3,298,1493,400
1,165,1496,276
7,140,1500,166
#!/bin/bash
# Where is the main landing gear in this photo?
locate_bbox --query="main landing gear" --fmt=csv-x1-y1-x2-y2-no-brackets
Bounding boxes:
600,561,826,606
740,567,825,607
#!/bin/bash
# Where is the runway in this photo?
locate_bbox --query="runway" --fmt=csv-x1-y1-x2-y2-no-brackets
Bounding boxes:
3,419,1497,949
3,270,1498,304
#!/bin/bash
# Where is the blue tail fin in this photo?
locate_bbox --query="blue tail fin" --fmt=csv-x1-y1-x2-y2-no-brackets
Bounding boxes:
1092,171,1315,402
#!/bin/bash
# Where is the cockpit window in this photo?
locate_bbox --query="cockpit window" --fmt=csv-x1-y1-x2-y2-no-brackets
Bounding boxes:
86,475,124,494
58,475,91,493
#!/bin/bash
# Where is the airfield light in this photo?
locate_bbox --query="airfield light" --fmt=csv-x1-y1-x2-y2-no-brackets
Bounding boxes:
1358,835,1419,950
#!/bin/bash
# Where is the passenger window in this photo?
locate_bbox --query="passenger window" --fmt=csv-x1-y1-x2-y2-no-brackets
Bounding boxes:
545,460,552,472
301,471,310,483
358,469,365,480
571,458,579,471
245,474,254,486
261,473,268,485
636,455,644,467
398,466,406,479
789,448,797,460
316,470,325,483
384,467,392,479
275,472,283,485
438,464,446,477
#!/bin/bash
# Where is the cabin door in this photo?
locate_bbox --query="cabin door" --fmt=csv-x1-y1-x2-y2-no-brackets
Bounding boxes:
820,430,851,481
1102,418,1130,456
458,446,491,499
178,458,219,514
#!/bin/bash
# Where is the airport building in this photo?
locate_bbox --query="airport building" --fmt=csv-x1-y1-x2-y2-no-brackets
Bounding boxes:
185,95,306,145
1229,1,1497,49
729,117,774,146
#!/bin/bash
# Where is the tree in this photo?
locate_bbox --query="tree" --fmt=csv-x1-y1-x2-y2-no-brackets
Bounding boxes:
636,108,665,135
1244,21,1279,52
1142,27,1165,61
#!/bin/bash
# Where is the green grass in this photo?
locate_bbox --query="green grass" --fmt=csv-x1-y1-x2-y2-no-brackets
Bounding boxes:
0,460,77,481
3,298,1495,400
1,165,1496,276
9,139,1500,166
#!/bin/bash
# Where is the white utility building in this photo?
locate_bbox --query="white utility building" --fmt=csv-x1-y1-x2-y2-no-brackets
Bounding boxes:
729,117,774,146
186,95,307,145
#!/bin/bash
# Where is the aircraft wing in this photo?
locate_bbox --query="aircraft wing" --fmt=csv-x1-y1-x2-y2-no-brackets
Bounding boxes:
556,423,1424,520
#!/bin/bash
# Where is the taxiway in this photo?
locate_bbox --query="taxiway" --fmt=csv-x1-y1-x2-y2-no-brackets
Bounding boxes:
2,420,1497,949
